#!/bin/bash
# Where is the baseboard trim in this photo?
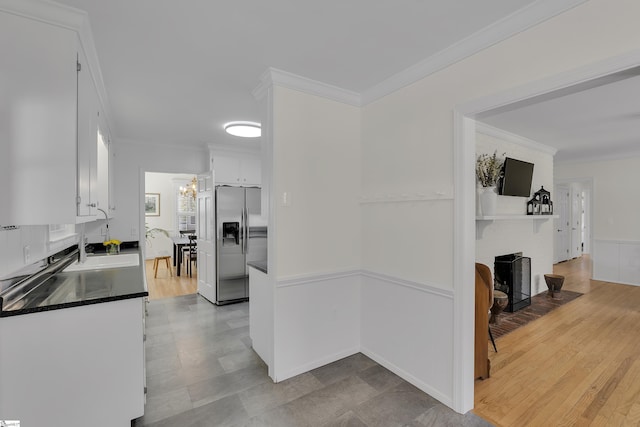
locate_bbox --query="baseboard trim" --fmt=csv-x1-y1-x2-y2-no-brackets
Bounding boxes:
274,346,360,383
592,276,640,287
360,345,453,409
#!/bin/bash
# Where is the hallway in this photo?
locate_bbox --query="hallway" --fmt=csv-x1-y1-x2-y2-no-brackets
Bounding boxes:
474,256,640,426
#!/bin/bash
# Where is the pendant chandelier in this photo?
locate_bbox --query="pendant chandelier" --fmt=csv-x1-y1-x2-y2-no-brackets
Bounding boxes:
180,177,197,199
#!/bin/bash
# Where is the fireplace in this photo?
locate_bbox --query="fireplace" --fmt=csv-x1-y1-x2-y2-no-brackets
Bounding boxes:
494,252,531,312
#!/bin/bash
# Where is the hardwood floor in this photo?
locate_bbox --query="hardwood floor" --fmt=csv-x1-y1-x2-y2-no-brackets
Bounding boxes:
474,255,640,426
145,259,197,300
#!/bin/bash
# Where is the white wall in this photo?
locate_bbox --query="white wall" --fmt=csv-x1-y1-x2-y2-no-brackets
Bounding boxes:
556,155,640,285
273,87,362,277
359,0,640,412
0,225,51,280
107,142,208,258
475,127,555,295
556,156,640,242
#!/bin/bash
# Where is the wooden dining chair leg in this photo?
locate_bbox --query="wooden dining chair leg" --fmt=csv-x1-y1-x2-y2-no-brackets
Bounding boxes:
165,257,173,277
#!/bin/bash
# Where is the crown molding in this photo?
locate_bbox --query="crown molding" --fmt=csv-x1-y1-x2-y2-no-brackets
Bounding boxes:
253,67,362,107
0,0,85,30
475,122,557,156
361,0,588,105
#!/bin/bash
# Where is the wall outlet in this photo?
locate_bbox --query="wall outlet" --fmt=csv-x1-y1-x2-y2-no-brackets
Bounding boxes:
23,245,30,263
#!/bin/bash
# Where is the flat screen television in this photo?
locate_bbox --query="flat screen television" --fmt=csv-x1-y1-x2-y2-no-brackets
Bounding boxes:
499,157,534,197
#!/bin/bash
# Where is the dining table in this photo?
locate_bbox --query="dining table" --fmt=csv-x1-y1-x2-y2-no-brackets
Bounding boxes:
171,236,190,276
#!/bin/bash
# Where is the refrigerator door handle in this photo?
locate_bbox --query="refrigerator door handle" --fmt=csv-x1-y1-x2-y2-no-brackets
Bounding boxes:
243,207,249,254
240,209,245,254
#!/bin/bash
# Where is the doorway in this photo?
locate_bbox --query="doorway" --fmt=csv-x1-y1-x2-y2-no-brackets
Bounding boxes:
144,171,199,299
554,180,592,263
455,51,640,412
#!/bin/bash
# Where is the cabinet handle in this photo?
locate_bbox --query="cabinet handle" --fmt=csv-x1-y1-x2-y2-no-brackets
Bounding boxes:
87,203,97,207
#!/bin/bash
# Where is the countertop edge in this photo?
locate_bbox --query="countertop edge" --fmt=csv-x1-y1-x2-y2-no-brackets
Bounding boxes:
247,261,268,274
0,291,148,317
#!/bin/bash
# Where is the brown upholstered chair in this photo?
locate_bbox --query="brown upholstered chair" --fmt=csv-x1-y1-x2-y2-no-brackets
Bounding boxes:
475,263,493,380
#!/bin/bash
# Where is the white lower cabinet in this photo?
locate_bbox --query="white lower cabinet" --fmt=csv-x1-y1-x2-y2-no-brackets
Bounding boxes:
0,298,145,427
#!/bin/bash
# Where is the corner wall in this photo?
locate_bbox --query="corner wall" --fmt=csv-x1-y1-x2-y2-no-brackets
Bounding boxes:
270,86,362,380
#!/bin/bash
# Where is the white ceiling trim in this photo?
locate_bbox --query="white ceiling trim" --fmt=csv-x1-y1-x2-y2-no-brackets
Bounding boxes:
253,67,362,107
0,0,84,30
476,122,557,156
361,0,588,105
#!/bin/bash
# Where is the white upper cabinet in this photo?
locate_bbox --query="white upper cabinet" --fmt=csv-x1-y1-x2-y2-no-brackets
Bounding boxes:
0,11,77,225
0,8,112,225
213,156,261,186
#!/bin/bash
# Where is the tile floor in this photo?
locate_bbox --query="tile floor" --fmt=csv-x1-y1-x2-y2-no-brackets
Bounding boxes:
134,294,492,426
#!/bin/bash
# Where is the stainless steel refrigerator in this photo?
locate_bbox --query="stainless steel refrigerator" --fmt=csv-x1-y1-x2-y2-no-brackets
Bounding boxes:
215,186,266,305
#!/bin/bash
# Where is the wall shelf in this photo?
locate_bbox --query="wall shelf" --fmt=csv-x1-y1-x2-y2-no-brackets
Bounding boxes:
476,214,559,220
476,214,559,238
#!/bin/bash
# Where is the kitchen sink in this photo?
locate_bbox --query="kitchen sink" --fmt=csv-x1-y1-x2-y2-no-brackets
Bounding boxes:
63,252,140,272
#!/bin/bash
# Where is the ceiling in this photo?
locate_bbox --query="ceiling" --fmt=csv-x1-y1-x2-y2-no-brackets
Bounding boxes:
477,68,640,163
53,0,538,149
48,0,639,163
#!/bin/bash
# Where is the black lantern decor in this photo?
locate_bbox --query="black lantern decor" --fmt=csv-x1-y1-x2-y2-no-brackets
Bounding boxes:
527,186,553,215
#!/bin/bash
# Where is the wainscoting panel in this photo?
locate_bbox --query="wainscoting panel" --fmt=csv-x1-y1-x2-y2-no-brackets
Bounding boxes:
359,271,455,407
273,271,361,382
594,240,640,286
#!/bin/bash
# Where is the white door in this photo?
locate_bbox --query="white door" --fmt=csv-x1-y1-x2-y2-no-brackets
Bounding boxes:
196,171,216,303
570,186,583,259
554,185,571,263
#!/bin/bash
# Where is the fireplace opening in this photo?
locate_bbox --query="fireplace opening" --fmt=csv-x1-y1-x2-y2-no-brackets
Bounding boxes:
494,252,531,312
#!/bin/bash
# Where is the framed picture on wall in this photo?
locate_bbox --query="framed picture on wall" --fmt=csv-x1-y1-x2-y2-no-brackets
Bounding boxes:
145,193,160,216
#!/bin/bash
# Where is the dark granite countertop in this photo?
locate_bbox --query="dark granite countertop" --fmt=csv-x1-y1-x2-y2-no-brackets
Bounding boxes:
0,253,147,318
247,260,268,274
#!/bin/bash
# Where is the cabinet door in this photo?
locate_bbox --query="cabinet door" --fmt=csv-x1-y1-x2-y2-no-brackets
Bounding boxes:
96,116,110,215
108,130,117,217
76,45,98,217
0,12,77,225
241,157,261,186
213,156,262,186
213,156,241,184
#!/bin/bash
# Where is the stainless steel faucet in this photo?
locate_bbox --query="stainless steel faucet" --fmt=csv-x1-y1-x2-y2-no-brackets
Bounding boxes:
97,208,110,242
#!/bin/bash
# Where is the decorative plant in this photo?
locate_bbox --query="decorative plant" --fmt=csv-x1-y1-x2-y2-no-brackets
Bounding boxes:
145,223,169,242
476,151,504,187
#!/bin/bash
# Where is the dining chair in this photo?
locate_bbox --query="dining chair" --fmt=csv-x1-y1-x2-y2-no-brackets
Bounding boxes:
184,234,197,277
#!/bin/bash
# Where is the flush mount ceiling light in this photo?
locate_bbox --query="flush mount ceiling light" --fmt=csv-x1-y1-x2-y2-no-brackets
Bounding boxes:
224,121,261,138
